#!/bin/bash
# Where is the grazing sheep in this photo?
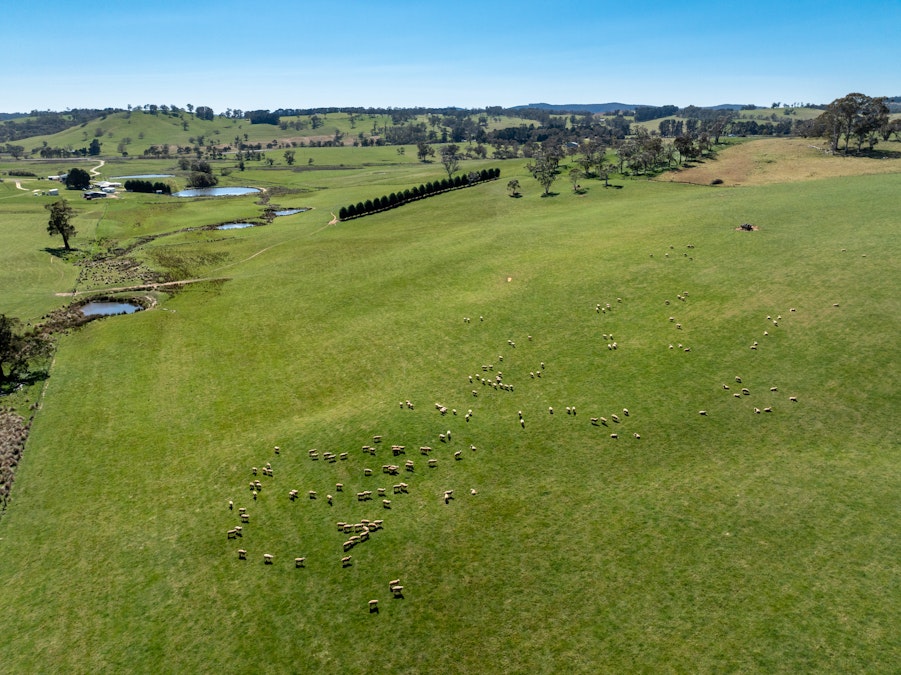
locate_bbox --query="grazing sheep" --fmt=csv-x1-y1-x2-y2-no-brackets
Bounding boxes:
591,417,599,425
274,446,280,455
599,417,608,426
454,451,462,460
763,406,773,413
549,407,554,414
735,376,742,383
520,419,525,428
234,526,243,537
309,491,317,500
241,513,249,523
369,600,379,613
470,488,477,495
228,500,233,510
239,507,247,514
364,468,373,476
382,499,391,509
623,408,629,416
238,549,247,559
633,433,641,439
754,407,761,414
428,459,437,467
289,490,299,501
295,557,306,568
734,393,741,398
770,387,778,392
379,487,387,496
342,556,352,567
439,434,446,443
472,390,478,397
391,585,404,598
340,452,348,461
343,540,354,552
405,460,414,471
373,519,384,529
723,384,730,390
327,494,333,505
789,396,798,402
264,554,273,565
566,407,571,415
611,414,620,423
699,410,708,416
357,492,366,501
610,433,618,439
252,467,258,475
373,435,382,443
742,388,750,395
420,446,432,455
336,483,343,492
227,529,238,540
337,521,346,531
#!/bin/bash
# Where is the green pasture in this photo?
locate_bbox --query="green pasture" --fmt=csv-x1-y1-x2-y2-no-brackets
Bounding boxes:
0,147,899,672
12,109,543,157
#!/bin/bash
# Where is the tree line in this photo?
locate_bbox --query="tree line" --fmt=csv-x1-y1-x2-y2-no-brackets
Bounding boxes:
337,168,500,221
123,179,172,195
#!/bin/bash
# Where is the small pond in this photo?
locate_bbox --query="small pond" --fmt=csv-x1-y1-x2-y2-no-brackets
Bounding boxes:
217,222,256,230
111,174,174,179
80,302,143,317
173,187,260,198
273,208,309,216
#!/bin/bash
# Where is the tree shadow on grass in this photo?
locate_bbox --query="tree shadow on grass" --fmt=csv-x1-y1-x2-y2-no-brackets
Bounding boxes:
540,191,560,198
0,370,48,396
42,247,77,259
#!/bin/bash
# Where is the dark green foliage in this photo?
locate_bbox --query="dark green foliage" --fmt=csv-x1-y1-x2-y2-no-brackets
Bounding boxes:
338,167,500,220
65,168,91,190
88,138,101,156
45,198,76,250
124,180,171,194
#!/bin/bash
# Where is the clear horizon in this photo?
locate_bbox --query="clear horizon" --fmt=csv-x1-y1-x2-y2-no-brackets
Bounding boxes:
3,0,899,114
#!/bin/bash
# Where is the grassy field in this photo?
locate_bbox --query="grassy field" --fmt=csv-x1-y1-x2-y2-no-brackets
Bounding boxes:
10,109,542,157
658,138,901,186
0,140,899,672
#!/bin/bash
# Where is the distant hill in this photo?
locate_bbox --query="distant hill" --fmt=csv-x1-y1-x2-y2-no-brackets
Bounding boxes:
514,102,758,113
512,102,640,113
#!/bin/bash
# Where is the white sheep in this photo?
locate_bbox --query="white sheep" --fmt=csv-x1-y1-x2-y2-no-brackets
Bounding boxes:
264,554,273,565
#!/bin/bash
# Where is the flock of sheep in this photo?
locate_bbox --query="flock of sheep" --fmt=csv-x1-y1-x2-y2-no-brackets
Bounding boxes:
222,241,807,613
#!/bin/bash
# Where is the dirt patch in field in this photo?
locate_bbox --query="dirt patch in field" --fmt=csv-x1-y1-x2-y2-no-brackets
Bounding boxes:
658,138,901,186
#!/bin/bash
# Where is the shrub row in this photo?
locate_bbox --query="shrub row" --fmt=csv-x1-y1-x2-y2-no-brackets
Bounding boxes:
338,168,500,221
124,179,172,194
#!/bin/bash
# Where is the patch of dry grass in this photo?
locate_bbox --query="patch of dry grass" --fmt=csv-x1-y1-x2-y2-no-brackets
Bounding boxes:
659,138,901,186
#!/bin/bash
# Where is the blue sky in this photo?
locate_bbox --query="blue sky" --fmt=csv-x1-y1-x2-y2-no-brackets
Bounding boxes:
3,0,899,112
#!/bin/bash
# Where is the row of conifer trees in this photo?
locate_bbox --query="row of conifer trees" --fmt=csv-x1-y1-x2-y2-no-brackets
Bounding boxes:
338,168,500,221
